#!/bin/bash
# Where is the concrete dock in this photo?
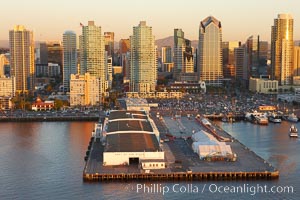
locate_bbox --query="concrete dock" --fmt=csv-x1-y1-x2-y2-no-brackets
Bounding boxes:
83,112,279,181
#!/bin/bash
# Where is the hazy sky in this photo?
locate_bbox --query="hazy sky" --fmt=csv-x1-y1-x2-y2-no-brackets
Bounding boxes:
1,0,299,42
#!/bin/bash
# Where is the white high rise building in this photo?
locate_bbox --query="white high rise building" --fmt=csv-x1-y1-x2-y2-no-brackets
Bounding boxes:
79,21,108,95
130,21,157,93
198,16,223,86
63,31,77,92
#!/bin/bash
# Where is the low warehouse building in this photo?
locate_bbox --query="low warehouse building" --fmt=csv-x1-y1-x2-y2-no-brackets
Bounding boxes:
102,110,165,169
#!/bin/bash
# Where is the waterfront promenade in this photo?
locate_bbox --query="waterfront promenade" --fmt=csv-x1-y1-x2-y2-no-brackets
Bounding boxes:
0,109,100,122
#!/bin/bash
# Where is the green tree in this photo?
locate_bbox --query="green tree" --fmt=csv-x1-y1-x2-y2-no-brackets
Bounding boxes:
46,85,53,93
54,99,64,110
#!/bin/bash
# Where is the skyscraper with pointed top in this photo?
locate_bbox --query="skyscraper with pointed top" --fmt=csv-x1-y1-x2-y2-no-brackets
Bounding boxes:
198,16,223,86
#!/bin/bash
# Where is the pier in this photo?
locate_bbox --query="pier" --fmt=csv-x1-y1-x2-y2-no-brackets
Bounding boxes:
83,111,279,182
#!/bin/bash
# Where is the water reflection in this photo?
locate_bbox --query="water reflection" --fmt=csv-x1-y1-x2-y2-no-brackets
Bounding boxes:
0,121,299,199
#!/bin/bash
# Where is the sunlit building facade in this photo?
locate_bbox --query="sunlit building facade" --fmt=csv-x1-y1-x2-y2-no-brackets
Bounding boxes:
294,46,300,76
104,32,114,57
161,46,173,72
161,46,172,64
198,16,223,86
70,73,103,106
0,76,16,97
79,21,108,95
271,14,294,85
0,54,9,77
9,25,35,93
222,41,240,79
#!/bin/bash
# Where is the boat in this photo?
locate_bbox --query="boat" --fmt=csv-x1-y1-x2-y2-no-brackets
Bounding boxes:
221,117,229,122
289,125,298,137
245,111,268,125
286,113,298,122
255,114,269,125
269,113,282,123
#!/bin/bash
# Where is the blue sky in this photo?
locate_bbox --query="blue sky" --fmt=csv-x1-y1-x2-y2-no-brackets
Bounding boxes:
0,0,299,42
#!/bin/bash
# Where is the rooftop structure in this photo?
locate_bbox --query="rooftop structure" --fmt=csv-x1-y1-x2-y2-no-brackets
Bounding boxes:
101,110,163,166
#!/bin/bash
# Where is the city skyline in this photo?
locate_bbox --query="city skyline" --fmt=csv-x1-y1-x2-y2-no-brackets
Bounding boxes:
0,0,299,44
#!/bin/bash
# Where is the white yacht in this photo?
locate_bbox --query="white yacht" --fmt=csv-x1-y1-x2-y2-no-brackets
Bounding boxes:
255,114,269,125
289,125,298,137
287,113,298,123
269,113,282,123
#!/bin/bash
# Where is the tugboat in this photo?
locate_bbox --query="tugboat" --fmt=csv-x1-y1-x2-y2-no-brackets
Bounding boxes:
289,124,298,137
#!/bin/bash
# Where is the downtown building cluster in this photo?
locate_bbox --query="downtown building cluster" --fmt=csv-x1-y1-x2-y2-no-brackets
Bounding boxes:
0,14,299,109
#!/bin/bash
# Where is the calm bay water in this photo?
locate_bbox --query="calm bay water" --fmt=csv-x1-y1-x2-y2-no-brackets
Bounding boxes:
0,121,299,200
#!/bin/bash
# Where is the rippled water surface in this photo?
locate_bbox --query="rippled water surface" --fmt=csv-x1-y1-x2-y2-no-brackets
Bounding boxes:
0,121,299,199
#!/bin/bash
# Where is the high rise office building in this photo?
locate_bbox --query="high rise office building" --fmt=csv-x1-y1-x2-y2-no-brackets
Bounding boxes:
106,54,113,88
104,32,114,57
198,16,223,86
119,39,131,80
63,31,77,92
79,21,107,95
35,42,48,65
246,35,260,78
0,54,9,77
119,39,130,54
173,29,194,80
130,21,156,93
161,46,172,64
222,41,240,79
259,41,268,62
9,25,35,93
161,46,173,72
234,45,247,81
47,41,63,67
294,46,300,76
271,14,294,85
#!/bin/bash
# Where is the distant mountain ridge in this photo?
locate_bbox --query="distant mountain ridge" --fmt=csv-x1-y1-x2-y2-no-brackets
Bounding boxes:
2,39,300,50
155,36,198,50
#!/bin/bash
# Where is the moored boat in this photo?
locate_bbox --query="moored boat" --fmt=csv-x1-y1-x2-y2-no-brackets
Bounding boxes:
269,113,282,123
255,114,269,125
286,113,298,123
245,111,268,125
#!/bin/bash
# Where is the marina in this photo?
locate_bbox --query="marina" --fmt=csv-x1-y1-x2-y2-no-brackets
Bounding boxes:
83,109,279,181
